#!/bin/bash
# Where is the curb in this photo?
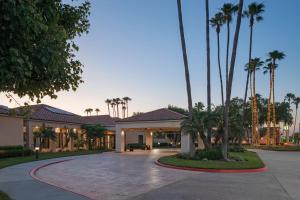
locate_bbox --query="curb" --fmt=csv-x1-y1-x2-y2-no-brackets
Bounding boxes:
29,159,97,200
155,160,268,173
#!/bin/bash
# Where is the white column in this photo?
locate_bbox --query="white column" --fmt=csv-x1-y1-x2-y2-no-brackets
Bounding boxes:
145,131,153,149
115,125,125,152
181,132,193,154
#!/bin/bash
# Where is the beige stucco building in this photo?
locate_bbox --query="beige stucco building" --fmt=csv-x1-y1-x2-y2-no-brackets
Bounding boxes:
0,104,200,154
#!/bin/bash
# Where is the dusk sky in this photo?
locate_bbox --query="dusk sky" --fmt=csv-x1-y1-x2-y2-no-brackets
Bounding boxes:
1,0,300,117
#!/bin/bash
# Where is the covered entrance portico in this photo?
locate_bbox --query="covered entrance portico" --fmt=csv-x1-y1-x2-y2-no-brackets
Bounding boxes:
115,108,195,154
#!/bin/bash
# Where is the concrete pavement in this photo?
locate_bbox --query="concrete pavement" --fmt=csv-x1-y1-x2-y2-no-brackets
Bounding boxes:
0,149,299,200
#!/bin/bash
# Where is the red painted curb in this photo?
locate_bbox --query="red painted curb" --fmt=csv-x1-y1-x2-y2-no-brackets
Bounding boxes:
29,159,98,200
155,160,268,173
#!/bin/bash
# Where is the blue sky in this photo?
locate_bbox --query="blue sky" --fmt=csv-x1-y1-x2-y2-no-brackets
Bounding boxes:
1,0,300,116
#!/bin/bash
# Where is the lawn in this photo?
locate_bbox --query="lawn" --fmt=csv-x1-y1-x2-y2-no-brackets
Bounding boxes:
0,150,108,169
158,151,265,170
247,145,300,151
0,191,11,200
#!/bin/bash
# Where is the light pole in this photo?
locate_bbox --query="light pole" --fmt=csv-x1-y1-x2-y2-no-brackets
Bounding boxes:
35,147,39,160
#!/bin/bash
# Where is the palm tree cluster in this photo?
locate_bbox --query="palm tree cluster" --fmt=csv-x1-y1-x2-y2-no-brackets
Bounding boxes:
84,108,100,116
284,93,300,144
105,97,131,118
177,0,296,158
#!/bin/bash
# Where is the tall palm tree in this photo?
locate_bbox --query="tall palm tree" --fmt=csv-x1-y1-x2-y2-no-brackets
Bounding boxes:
245,58,264,144
292,97,300,143
205,0,212,147
177,0,194,156
267,50,286,145
111,101,116,117
220,3,238,86
105,99,112,116
84,108,89,116
263,62,274,145
95,108,100,115
115,98,121,118
210,12,225,106
284,93,295,143
121,101,126,118
223,0,244,160
122,97,132,117
242,2,265,138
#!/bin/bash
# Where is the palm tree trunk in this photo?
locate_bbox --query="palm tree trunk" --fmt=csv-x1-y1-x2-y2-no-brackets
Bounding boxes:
253,68,258,145
226,21,230,86
293,105,298,142
250,72,254,144
272,66,276,145
223,0,244,160
177,0,193,114
205,0,211,147
217,32,224,106
266,70,272,145
107,104,110,116
126,102,129,117
177,0,194,156
243,24,253,141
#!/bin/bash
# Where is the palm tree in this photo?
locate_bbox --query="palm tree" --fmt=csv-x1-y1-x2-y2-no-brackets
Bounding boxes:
220,3,238,86
115,98,121,118
284,93,295,143
33,124,56,150
263,62,274,145
84,108,89,116
122,97,132,117
210,12,225,106
267,50,286,145
177,0,194,156
111,101,116,117
95,108,100,115
245,58,264,144
88,108,93,116
292,97,300,143
223,0,244,160
105,99,112,116
205,0,212,148
242,2,265,138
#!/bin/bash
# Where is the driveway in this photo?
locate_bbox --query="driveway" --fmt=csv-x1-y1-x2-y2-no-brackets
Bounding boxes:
0,149,299,200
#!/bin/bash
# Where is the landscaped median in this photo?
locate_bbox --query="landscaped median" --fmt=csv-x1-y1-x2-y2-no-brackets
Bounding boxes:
157,151,266,173
0,149,109,169
247,145,300,151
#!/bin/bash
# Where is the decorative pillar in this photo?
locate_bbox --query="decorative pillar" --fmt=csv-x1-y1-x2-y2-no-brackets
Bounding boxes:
145,131,153,149
115,125,125,152
181,131,194,154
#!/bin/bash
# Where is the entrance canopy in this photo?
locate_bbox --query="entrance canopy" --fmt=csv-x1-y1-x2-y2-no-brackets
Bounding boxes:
115,108,193,153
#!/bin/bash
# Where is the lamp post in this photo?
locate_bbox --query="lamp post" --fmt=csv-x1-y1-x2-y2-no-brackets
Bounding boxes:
283,125,289,145
35,147,40,160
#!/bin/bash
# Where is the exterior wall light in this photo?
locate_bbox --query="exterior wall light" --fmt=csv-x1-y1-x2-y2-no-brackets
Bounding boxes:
35,147,40,160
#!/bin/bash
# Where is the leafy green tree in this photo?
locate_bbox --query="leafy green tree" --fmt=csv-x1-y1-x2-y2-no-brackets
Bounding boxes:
168,105,188,115
292,97,300,141
0,1,90,102
81,124,106,150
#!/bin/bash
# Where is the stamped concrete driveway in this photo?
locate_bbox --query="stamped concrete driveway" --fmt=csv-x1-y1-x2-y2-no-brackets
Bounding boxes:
1,149,299,200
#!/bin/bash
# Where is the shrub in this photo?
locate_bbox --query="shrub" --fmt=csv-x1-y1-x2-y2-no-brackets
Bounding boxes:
194,147,223,160
0,147,33,159
126,143,147,150
229,145,245,152
0,145,23,150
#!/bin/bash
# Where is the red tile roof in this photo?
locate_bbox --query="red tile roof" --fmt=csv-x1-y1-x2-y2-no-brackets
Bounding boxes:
82,115,118,126
13,104,117,127
118,108,186,122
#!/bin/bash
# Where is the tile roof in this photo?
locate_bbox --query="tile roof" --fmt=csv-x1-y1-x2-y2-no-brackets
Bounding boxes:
118,108,186,122
13,104,117,127
83,115,118,126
